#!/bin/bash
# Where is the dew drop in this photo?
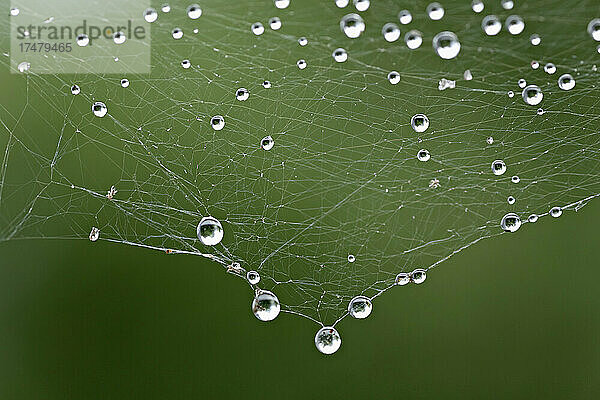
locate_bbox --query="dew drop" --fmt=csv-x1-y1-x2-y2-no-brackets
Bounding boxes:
252,290,280,321
113,31,126,44
9,7,20,16
544,63,556,74
297,59,307,69
89,227,100,242
417,149,431,162
247,270,260,285
71,84,80,95
505,15,524,35
261,135,274,150
333,48,348,63
507,196,516,205
210,115,225,131
508,90,514,98
315,327,341,355
348,296,372,319
298,36,308,46
501,213,521,232
531,60,540,69
522,85,543,106
518,78,527,88
426,2,444,20
17,61,30,73
274,0,290,8
161,4,171,13
382,23,401,42
120,78,129,88
353,0,370,12
92,102,107,117
336,0,349,7
181,59,191,69
269,17,282,30
387,70,400,84
550,207,563,218
411,269,427,284
471,0,484,13
76,34,89,46
144,8,158,23
528,214,538,223
482,15,501,36
511,175,520,183
530,34,541,45
558,73,575,90
395,273,410,286
262,80,272,88
172,28,183,39
486,136,494,144
340,13,365,39
411,114,429,133
491,159,507,175
588,18,600,41
347,254,355,262
398,10,412,24
187,4,202,19
236,87,249,101
464,69,473,80
501,0,514,10
197,216,224,245
432,31,461,59
405,30,423,49
251,22,265,35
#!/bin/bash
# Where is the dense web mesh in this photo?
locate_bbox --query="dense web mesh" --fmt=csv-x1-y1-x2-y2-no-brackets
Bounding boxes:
1,0,600,327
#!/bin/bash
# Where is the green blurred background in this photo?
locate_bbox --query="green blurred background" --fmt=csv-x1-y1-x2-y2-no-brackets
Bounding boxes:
2,0,600,398
0,200,598,399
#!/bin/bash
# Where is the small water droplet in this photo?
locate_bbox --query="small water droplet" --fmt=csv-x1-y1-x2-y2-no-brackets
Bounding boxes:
411,114,429,132
501,213,521,232
92,102,107,117
482,15,501,36
210,115,225,131
426,2,444,20
491,160,507,175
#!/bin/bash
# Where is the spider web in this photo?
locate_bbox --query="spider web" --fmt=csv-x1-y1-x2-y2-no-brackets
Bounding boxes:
1,0,600,327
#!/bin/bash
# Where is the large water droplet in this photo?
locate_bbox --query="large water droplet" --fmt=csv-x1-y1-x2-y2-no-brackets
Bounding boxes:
544,63,556,74
482,15,501,36
269,17,282,30
353,0,370,11
251,22,265,35
92,102,107,117
196,216,224,245
348,296,372,319
411,114,429,133
187,4,202,19
491,160,506,176
340,13,365,39
236,87,249,101
505,15,525,35
143,8,158,23
558,74,575,90
405,30,423,49
432,31,461,59
411,269,427,284
172,28,183,39
252,290,281,321
382,23,401,42
426,2,444,20
501,213,521,232
588,18,600,41
315,327,341,354
210,115,225,131
522,85,543,106
398,10,412,24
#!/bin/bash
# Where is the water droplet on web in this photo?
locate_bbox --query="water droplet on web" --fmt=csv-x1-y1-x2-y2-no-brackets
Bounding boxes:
336,0,349,8
433,31,461,59
172,28,183,39
340,13,365,39
252,290,280,321
487,136,494,144
537,108,544,115
382,23,401,42
411,114,429,133
354,0,370,12
262,80,272,88
181,59,191,69
492,160,507,175
251,22,264,35
471,0,484,13
508,90,515,98
398,10,412,25
482,15,501,36
144,8,158,23
333,48,348,62
544,63,556,74
405,30,423,49
71,85,80,95
588,18,600,41
17,62,30,73
501,213,521,232
507,196,516,205
550,207,563,218
187,4,202,19
511,175,520,183
505,15,524,35
518,79,527,88
210,115,225,131
464,69,473,80
274,0,290,9
89,227,100,242
531,60,540,69
298,36,308,46
113,31,126,44
76,34,89,46
522,85,543,106
10,7,20,16
347,254,355,262
236,87,249,101
120,79,130,88
502,0,514,10
247,270,260,285
395,273,410,285
297,59,307,69
261,136,274,150
92,102,107,117
387,71,400,84
417,149,431,161
269,17,282,30
315,327,341,354
530,34,541,45
426,2,444,20
528,214,539,223
348,296,372,319
411,269,427,284
161,3,171,12
197,216,224,245
558,74,575,90
438,78,456,90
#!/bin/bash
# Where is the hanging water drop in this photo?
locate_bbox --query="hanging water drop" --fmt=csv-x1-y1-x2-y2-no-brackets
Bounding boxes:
236,87,249,101
251,22,264,35
340,13,365,39
387,71,400,84
261,136,274,150
382,23,401,42
426,2,444,20
247,270,260,285
71,85,80,95
544,63,556,74
333,48,348,62
297,59,307,69
432,31,461,59
353,0,370,12
269,17,282,30
315,327,341,355
501,213,521,232
482,15,501,36
120,79,129,88
92,102,107,117
252,290,281,321
274,0,290,9
588,18,600,41
558,74,575,90
411,114,429,133
187,4,202,19
395,273,410,286
491,160,507,175
144,8,158,23
197,216,224,245
417,149,431,162
172,28,183,39
471,0,484,13
210,115,225,131
405,30,423,49
522,85,543,106
348,296,372,319
411,269,427,284
76,34,89,46
505,15,525,35
550,207,563,218
298,37,308,46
